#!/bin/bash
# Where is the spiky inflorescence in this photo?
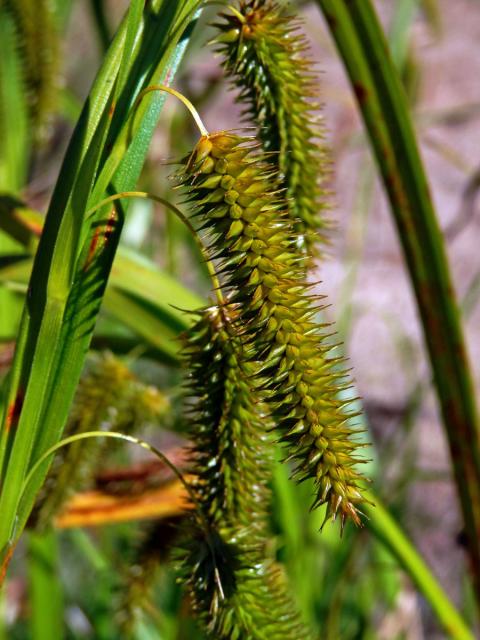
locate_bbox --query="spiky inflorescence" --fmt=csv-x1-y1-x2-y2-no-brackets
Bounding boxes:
178,133,368,528
181,306,312,639
4,0,60,140
213,0,329,257
30,352,169,530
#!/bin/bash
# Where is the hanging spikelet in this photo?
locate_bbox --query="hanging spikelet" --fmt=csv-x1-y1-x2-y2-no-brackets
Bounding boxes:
180,305,312,639
117,519,181,636
4,0,60,140
213,0,330,257
177,133,368,529
31,352,169,530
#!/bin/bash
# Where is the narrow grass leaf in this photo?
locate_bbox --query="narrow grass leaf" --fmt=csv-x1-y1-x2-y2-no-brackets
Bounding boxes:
27,530,64,640
365,494,474,640
0,0,204,570
316,0,480,608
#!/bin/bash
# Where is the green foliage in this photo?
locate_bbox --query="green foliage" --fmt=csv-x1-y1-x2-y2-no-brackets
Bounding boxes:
0,15,28,190
0,8,30,340
0,0,477,637
27,530,64,639
317,0,480,612
0,0,203,563
214,0,329,256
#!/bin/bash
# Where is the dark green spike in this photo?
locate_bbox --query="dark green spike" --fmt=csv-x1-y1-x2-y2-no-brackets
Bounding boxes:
180,306,313,638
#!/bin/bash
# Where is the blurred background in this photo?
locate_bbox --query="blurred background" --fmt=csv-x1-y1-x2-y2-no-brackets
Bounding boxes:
1,0,480,638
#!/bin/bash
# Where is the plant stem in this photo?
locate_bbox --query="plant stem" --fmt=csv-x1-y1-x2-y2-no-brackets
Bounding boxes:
365,493,474,640
317,0,480,612
27,530,64,640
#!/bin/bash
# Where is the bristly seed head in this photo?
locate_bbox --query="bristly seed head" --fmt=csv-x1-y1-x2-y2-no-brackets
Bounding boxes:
180,305,313,638
177,132,369,529
212,0,331,259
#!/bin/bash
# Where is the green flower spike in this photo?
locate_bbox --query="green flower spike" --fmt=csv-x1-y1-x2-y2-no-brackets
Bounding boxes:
181,306,313,639
213,0,330,258
178,133,369,530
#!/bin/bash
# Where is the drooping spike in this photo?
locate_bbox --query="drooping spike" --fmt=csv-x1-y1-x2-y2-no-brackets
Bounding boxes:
177,132,369,527
180,305,313,638
213,0,331,258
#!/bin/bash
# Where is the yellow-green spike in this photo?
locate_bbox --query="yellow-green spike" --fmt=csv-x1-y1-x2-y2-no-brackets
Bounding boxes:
178,132,369,528
213,0,330,258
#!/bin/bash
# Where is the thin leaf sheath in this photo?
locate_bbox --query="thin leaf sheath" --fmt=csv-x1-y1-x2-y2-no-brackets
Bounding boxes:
213,0,329,256
181,306,312,638
178,133,368,527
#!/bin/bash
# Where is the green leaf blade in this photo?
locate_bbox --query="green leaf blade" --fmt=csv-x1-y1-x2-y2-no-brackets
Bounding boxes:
317,0,480,614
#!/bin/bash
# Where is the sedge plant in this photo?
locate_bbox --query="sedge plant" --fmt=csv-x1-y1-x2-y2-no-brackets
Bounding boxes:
0,0,478,638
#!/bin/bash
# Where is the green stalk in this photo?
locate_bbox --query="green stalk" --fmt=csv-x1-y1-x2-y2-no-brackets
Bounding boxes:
27,530,64,640
316,0,480,610
389,0,418,69
89,0,111,52
0,10,29,342
365,494,474,640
